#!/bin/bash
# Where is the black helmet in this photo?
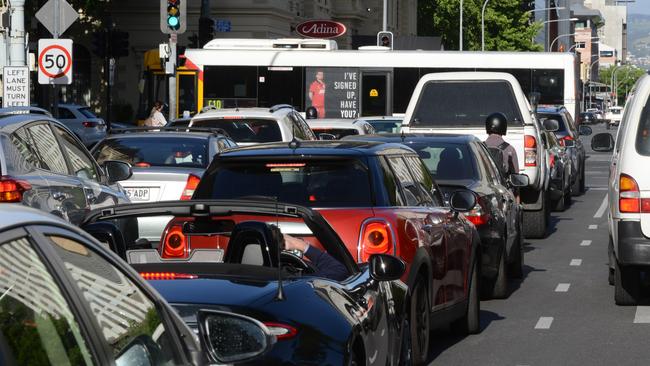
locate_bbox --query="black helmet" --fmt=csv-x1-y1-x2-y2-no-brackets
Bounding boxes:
306,106,318,119
485,112,508,135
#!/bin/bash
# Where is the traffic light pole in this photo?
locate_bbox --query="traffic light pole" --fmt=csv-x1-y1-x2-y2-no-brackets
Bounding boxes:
168,34,177,122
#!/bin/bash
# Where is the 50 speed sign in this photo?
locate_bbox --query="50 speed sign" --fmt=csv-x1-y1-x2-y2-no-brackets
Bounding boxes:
38,39,73,85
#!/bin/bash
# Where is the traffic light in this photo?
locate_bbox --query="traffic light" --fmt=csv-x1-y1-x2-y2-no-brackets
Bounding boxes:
199,17,214,48
377,31,394,50
110,31,130,58
92,31,107,57
160,0,186,34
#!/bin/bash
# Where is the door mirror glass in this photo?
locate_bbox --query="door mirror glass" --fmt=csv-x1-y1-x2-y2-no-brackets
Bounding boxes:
579,125,593,136
542,118,560,132
318,133,337,140
508,173,529,187
449,190,477,212
115,336,156,366
103,160,133,183
369,254,405,281
591,133,615,152
198,310,275,364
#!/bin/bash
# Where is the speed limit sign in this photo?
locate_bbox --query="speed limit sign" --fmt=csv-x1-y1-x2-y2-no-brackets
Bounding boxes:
38,39,73,85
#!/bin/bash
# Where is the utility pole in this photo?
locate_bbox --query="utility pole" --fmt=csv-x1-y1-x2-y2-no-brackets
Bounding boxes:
459,0,464,51
52,0,59,118
382,0,387,31
8,0,25,66
168,34,177,121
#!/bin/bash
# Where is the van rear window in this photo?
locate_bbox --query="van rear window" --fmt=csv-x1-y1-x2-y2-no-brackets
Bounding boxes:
411,80,524,127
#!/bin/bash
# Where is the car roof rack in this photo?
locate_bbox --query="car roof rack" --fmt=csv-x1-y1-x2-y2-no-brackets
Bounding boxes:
108,126,230,138
0,106,52,118
269,104,294,113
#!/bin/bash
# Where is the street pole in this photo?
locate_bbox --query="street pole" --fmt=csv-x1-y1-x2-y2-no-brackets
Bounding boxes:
550,33,576,51
52,0,59,118
481,0,489,51
9,0,25,66
459,0,463,51
168,34,177,121
382,0,387,31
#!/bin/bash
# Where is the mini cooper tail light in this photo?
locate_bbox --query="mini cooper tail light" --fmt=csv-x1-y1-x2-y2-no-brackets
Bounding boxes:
524,135,537,167
620,174,641,213
139,272,197,280
180,174,201,200
0,176,31,203
263,322,298,340
161,225,189,258
359,220,394,262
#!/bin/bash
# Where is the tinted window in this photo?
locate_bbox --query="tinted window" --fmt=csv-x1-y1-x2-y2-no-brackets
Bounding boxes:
78,108,97,119
4,128,40,173
288,114,308,140
532,69,564,105
0,236,94,365
58,107,76,119
94,136,208,168
377,156,404,206
192,118,282,143
387,156,421,206
27,124,69,175
393,68,420,113
404,155,438,205
52,126,99,181
203,66,257,108
408,142,479,181
476,143,503,184
538,113,568,133
411,81,523,127
196,159,373,207
635,96,650,156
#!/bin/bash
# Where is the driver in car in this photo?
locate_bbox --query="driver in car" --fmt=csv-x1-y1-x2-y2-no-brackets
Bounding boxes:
283,234,348,281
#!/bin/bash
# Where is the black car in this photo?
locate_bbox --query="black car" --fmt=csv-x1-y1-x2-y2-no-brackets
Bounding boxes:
82,200,412,366
539,129,573,212
346,134,527,299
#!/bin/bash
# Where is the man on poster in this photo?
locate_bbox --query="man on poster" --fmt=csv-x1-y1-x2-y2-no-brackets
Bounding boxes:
308,70,326,118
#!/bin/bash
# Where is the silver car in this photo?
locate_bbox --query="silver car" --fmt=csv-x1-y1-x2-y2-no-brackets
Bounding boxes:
57,103,107,147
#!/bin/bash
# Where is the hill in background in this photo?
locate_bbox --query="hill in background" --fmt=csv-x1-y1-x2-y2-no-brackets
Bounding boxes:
628,14,650,69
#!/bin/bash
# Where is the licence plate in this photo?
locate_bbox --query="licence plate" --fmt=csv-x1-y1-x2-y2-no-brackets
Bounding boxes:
125,187,151,201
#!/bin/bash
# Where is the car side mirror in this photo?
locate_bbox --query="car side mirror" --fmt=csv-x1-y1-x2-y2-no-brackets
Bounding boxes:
508,173,529,187
542,119,560,132
318,133,336,140
115,335,161,366
369,254,405,282
449,190,477,212
591,133,615,152
103,160,133,184
197,310,275,364
579,125,593,136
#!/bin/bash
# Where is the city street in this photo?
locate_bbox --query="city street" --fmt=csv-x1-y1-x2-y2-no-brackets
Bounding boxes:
427,123,642,365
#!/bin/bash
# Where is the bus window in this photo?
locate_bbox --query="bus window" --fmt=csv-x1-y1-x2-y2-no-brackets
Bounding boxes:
477,68,532,99
178,72,197,117
393,68,419,114
362,73,389,117
258,66,304,109
203,66,257,108
533,69,564,105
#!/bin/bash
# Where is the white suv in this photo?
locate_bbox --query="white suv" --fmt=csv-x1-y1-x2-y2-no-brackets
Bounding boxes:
189,104,316,145
593,73,650,305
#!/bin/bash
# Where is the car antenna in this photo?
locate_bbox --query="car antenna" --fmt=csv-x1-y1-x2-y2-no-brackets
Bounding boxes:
274,197,285,301
400,130,406,143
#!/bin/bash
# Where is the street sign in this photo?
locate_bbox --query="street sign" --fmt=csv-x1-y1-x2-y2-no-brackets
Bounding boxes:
35,0,79,37
2,67,30,107
38,39,73,85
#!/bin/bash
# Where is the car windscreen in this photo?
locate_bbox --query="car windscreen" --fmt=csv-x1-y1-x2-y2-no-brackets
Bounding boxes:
191,118,281,143
538,113,568,132
196,159,373,207
411,80,524,127
408,142,479,181
93,136,209,168
636,99,650,156
78,107,98,119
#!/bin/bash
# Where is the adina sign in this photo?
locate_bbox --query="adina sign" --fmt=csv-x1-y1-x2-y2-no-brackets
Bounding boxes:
296,20,346,39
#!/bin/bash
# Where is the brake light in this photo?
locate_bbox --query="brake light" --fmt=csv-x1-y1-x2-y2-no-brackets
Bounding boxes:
0,176,31,203
263,322,298,340
139,272,197,280
82,121,98,128
524,135,537,167
549,154,555,168
180,174,201,200
359,220,393,262
134,162,151,168
464,197,490,227
620,174,640,213
162,225,188,258
266,163,306,168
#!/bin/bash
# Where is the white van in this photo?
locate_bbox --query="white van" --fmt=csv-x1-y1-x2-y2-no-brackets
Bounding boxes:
402,72,549,238
605,106,623,129
592,73,650,305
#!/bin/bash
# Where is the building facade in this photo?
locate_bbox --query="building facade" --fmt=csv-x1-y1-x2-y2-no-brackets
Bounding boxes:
584,0,627,64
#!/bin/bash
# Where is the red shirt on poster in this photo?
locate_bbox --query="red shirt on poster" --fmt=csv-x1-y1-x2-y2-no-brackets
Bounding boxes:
309,80,326,118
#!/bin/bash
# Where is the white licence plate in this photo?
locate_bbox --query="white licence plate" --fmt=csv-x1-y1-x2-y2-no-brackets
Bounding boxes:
126,187,151,201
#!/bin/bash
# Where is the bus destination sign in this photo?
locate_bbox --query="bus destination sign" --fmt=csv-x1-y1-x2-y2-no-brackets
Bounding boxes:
296,20,346,39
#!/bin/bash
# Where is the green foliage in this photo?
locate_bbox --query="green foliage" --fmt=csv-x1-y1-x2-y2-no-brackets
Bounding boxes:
599,65,647,104
430,0,542,51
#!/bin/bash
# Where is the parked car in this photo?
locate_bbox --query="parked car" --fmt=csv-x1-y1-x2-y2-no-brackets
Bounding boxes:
82,200,412,366
400,72,550,239
56,103,107,147
0,107,131,225
592,74,650,305
537,105,592,196
189,105,317,145
586,108,604,122
187,140,482,364
539,128,572,211
306,118,375,139
0,204,275,365
346,133,527,298
580,111,597,125
355,115,404,134
605,106,624,129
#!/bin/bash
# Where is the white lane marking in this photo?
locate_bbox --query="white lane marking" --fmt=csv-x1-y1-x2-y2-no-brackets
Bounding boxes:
634,306,650,323
588,187,609,191
570,259,583,266
368,349,378,363
589,225,598,230
555,283,571,292
534,317,554,329
580,240,592,247
594,196,609,218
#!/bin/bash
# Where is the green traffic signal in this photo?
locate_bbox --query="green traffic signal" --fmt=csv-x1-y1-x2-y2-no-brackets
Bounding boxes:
167,1,180,30
160,0,186,34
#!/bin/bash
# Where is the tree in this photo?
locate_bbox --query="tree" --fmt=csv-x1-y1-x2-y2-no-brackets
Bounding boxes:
599,65,647,105
430,0,542,51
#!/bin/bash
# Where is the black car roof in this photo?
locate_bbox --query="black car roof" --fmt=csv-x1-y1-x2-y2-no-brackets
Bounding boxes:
343,133,480,145
219,140,416,158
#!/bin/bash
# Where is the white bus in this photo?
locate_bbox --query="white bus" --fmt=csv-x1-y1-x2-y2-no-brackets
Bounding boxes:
174,38,581,121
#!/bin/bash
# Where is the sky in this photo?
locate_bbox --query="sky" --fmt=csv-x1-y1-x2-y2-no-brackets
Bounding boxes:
628,1,650,15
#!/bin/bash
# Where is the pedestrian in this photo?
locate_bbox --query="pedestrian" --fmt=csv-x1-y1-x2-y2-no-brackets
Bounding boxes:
145,101,167,127
484,112,519,176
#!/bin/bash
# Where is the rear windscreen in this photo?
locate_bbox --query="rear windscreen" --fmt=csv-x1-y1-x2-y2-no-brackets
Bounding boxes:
636,98,650,156
538,113,568,133
79,107,98,119
408,142,479,181
312,128,359,139
195,159,372,207
93,137,208,168
411,81,524,127
192,118,281,143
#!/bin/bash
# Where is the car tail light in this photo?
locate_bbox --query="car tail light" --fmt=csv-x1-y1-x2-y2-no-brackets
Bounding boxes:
559,135,574,147
134,162,151,168
0,176,31,203
619,174,646,213
263,322,298,340
549,154,556,168
161,225,189,258
359,220,394,262
180,174,201,200
524,135,537,167
464,197,490,227
139,272,197,280
82,121,98,128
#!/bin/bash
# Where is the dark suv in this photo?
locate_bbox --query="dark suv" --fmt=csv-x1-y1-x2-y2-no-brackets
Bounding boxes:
184,141,481,364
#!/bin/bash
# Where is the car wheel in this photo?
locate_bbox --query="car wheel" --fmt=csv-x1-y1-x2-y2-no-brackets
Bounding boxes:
508,228,524,279
489,245,508,299
399,319,413,366
615,259,640,306
410,279,430,365
523,192,547,239
452,259,480,335
608,237,615,286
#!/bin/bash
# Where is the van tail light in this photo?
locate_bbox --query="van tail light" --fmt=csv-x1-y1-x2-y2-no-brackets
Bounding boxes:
139,272,197,280
524,135,537,167
0,176,31,203
559,135,574,147
618,174,650,213
464,197,490,227
263,322,298,340
161,224,189,258
82,121,98,128
359,220,394,262
180,174,201,200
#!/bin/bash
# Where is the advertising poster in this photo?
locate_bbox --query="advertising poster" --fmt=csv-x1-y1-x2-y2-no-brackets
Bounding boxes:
305,67,360,119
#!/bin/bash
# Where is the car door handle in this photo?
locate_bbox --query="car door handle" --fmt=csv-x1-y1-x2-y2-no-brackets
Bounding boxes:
52,191,68,201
